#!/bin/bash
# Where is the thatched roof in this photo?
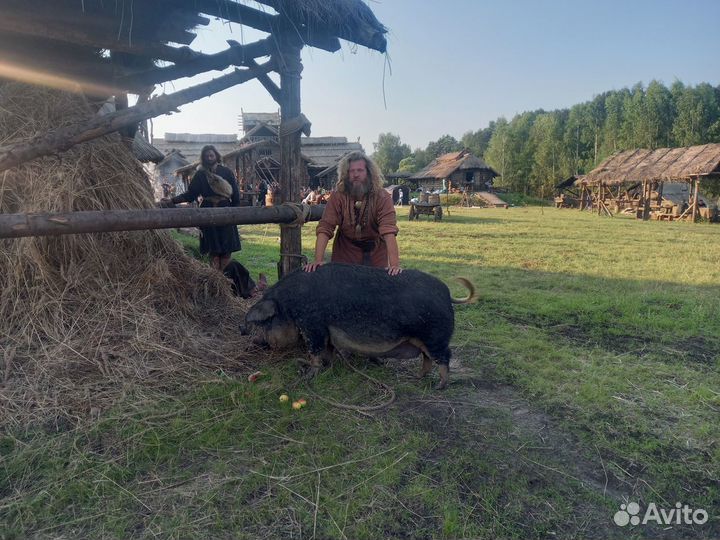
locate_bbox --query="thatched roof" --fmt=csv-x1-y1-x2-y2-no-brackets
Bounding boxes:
410,149,498,180
584,144,720,185
0,0,388,97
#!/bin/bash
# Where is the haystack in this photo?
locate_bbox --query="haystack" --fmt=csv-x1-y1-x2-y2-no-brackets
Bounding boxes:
0,83,255,427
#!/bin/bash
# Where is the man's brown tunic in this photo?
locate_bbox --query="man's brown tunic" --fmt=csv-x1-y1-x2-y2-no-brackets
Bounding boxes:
316,189,399,267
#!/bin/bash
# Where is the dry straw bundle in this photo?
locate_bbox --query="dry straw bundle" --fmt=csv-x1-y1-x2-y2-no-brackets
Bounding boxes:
0,83,254,428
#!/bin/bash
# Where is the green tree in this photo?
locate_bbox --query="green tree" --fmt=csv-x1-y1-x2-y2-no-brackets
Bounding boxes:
397,155,419,173
672,83,720,146
601,88,630,156
621,82,646,149
425,135,462,161
530,112,569,195
644,80,675,148
461,123,496,159
372,133,411,174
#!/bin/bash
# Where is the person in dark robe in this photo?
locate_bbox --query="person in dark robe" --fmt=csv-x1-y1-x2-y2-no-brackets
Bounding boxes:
169,145,241,270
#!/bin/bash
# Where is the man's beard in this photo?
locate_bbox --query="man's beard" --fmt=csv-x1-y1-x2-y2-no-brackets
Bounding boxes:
348,180,369,199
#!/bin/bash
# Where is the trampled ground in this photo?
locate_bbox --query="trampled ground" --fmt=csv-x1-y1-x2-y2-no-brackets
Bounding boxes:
2,206,718,539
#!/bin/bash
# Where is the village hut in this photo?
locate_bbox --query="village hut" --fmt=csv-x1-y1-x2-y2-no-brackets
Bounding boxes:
410,149,498,192
0,0,388,423
581,144,720,221
152,149,190,200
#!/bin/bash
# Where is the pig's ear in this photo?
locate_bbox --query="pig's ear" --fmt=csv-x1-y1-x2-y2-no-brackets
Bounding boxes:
246,300,277,323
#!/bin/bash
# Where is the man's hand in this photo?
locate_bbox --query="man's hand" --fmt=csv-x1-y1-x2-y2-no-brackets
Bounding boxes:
387,265,402,276
303,262,324,272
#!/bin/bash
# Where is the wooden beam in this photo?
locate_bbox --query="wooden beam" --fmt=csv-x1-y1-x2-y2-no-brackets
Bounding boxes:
0,62,275,173
246,58,282,104
277,34,305,277
117,38,274,88
0,205,325,240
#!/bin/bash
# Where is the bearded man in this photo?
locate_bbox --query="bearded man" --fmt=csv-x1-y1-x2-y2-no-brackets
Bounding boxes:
170,145,241,270
304,151,401,275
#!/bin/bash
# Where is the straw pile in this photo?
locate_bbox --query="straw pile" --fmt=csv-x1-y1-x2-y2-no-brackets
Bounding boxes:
0,83,255,428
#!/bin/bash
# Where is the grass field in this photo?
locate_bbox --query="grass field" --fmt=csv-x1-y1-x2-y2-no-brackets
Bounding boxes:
2,206,719,539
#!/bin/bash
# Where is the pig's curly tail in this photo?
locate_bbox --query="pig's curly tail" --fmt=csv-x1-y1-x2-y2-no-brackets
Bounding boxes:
304,350,396,413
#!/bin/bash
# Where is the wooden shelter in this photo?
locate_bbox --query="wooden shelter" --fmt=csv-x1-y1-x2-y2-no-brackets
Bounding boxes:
0,0,388,274
579,144,720,221
410,149,498,193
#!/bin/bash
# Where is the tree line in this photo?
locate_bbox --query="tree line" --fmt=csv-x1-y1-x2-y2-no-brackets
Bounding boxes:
372,80,720,196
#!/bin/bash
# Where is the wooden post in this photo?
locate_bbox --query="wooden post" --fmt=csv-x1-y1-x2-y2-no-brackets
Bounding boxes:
692,178,700,222
642,180,651,220
277,35,305,278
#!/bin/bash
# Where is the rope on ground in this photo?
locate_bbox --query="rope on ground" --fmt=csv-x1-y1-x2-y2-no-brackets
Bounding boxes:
304,350,396,413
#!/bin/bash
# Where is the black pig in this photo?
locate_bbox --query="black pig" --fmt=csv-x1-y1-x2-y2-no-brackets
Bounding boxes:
245,263,476,389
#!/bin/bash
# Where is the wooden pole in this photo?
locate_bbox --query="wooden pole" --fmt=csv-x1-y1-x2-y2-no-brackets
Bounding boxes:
692,178,700,222
642,180,651,220
277,35,305,278
0,205,325,240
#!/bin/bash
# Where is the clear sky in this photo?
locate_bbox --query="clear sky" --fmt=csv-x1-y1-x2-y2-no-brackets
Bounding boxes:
151,0,720,152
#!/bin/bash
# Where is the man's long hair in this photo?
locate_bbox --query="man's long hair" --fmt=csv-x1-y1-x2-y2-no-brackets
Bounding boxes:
335,151,384,194
200,144,222,168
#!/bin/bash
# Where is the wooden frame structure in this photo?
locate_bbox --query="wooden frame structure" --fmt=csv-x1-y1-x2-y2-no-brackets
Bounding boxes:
0,0,388,274
560,144,720,222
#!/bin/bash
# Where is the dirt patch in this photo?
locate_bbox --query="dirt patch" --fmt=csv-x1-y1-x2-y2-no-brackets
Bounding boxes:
386,354,712,539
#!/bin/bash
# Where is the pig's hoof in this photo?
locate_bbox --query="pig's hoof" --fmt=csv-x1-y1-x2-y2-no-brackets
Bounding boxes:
304,366,320,379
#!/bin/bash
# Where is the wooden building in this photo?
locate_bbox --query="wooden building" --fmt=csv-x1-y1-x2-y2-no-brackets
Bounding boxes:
152,133,239,164
410,149,498,192
151,150,190,200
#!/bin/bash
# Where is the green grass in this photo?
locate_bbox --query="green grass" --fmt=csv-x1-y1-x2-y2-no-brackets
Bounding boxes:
2,207,719,539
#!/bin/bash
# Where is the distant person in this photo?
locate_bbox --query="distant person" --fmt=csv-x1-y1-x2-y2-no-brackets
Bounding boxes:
396,189,403,206
167,145,241,271
302,188,320,204
304,151,401,275
258,179,267,206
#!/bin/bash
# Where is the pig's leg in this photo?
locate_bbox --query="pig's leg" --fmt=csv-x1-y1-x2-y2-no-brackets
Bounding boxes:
302,328,331,379
436,364,449,390
418,354,433,379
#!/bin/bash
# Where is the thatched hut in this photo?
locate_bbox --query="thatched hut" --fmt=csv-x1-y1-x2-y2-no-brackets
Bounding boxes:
581,144,720,221
410,149,498,192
